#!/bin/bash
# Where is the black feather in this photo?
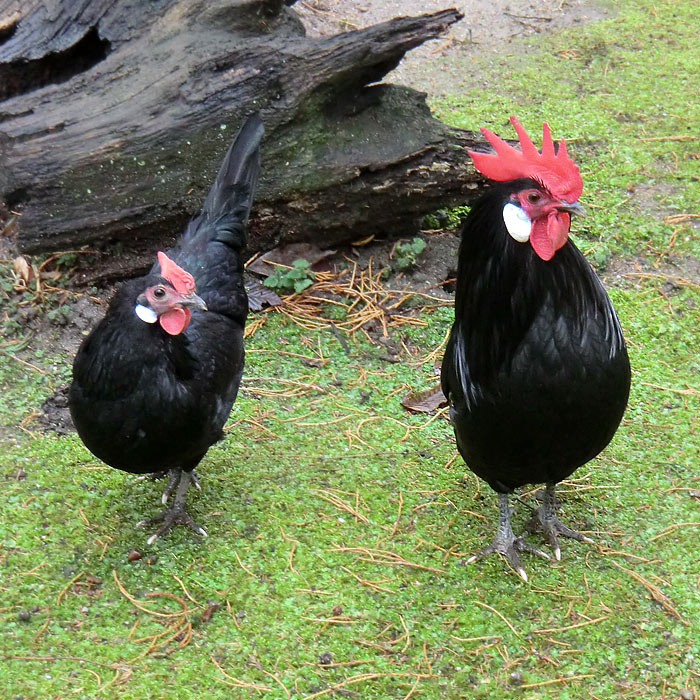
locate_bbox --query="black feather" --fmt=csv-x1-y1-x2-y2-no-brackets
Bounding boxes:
69,114,264,480
441,178,631,494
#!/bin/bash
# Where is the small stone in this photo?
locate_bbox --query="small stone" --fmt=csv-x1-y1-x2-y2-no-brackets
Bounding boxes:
318,652,333,665
17,610,31,622
678,690,694,700
509,671,523,685
332,605,343,616
127,549,142,562
145,554,158,565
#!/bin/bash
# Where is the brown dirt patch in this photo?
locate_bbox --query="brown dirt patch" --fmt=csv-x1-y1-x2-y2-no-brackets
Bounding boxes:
295,0,613,95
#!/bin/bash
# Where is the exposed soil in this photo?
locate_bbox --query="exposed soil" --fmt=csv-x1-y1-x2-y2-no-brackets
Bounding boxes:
295,0,613,95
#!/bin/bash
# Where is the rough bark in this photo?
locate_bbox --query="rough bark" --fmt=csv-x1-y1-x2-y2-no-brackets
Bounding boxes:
0,0,485,274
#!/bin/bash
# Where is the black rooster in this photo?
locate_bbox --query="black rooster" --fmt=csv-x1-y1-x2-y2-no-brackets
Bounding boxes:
441,117,630,580
69,114,263,543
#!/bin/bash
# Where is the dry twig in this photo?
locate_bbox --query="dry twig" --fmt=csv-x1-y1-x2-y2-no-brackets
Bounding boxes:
610,560,687,624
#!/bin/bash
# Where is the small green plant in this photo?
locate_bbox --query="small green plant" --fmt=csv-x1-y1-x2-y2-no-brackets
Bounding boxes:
263,258,315,294
46,306,72,324
422,206,469,231
588,243,611,271
54,252,80,270
392,237,427,271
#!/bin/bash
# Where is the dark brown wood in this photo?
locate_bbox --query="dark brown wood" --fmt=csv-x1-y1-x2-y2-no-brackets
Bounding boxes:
0,0,485,272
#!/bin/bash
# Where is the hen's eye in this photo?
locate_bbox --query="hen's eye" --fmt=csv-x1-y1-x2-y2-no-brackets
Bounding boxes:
153,287,166,299
527,192,541,203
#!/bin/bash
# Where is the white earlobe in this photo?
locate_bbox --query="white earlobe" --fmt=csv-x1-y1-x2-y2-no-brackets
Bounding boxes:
134,304,158,324
503,202,532,242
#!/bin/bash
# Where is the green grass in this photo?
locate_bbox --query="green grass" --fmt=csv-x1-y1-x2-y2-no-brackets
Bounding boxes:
433,0,700,266
2,0,700,697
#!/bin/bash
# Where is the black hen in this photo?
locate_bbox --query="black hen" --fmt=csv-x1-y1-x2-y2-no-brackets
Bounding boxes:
441,117,630,580
69,114,263,543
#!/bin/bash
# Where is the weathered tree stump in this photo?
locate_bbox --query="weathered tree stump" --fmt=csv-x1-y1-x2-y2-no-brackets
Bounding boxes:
0,0,486,275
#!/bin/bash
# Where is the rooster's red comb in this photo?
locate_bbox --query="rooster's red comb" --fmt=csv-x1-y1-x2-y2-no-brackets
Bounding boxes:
468,116,583,202
157,252,196,294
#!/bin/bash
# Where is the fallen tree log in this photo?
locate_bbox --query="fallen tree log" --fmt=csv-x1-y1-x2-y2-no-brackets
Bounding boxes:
0,0,485,275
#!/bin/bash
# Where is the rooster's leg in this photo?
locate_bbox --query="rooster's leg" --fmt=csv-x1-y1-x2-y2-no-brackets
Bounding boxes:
138,469,207,544
467,493,549,582
523,483,594,560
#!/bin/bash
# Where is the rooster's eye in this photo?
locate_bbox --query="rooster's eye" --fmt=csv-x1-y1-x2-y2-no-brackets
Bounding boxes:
527,192,541,203
153,287,166,299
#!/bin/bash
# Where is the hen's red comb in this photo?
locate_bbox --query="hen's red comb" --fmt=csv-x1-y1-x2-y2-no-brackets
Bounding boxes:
468,116,583,202
157,252,196,294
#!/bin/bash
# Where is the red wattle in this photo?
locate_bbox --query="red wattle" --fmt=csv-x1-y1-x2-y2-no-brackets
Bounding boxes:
530,211,570,261
159,307,191,335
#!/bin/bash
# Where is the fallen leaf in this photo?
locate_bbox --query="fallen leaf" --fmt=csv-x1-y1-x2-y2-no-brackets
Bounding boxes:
201,602,220,623
13,256,33,284
401,384,448,413
246,277,282,311
247,243,335,276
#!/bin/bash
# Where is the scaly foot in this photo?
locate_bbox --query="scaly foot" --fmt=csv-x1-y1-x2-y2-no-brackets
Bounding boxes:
467,493,549,582
136,469,206,544
467,534,549,583
523,483,594,561
137,468,201,504
139,505,207,545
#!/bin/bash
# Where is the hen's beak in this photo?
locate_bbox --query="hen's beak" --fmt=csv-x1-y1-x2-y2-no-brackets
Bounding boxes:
180,291,207,311
557,200,586,217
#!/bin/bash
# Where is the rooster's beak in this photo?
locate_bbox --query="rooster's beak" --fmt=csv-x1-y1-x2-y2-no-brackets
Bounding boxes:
557,200,586,217
180,292,208,311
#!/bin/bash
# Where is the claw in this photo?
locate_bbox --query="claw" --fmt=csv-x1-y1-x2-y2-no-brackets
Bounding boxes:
531,545,552,560
467,493,554,580
523,483,595,559
160,469,180,505
142,506,207,544
467,532,548,581
136,469,205,543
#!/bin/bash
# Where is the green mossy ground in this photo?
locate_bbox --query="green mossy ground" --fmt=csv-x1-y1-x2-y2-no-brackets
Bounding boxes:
1,0,699,697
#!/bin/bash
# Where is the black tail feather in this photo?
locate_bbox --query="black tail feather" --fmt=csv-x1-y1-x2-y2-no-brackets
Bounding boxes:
201,112,264,229
180,113,264,251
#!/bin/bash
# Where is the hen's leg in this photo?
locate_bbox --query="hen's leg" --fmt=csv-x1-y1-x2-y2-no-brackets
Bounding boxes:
467,493,549,582
138,468,201,504
138,469,207,544
523,482,594,560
